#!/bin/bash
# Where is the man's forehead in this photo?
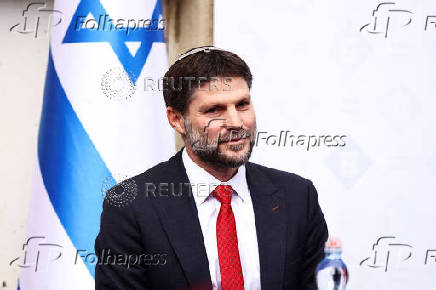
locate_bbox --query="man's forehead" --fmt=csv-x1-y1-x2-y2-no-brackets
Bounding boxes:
192,79,250,103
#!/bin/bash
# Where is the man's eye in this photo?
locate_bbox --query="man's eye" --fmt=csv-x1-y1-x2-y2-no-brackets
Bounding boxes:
237,101,249,107
206,107,217,113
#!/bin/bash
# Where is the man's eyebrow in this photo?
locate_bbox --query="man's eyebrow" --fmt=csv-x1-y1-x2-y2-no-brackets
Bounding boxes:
238,95,251,102
198,103,226,111
198,95,252,110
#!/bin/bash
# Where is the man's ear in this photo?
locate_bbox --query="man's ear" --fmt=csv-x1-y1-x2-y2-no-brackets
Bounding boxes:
166,106,186,135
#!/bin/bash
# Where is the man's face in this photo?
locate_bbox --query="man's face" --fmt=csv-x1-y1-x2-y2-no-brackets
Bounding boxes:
183,76,256,168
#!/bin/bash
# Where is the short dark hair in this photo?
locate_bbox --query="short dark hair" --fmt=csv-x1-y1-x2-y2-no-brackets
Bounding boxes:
163,47,252,116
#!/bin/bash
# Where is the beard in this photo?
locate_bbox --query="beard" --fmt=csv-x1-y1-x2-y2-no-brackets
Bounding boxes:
184,117,256,168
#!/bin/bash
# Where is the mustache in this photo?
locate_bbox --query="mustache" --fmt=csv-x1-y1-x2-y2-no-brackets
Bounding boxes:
218,129,252,143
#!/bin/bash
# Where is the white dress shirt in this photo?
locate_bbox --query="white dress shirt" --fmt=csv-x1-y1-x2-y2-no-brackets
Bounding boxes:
182,147,261,290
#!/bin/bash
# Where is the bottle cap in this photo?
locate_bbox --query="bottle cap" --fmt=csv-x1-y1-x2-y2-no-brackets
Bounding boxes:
325,237,342,251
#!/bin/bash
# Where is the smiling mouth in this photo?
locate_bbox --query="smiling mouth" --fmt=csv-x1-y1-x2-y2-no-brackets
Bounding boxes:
223,137,246,144
219,132,250,143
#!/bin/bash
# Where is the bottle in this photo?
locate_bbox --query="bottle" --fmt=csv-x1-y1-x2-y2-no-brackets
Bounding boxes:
316,237,349,290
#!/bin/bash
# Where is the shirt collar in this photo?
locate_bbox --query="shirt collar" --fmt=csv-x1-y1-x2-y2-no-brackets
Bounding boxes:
181,147,250,207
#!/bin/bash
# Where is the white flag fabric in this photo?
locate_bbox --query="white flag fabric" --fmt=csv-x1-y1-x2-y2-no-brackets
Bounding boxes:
17,0,174,288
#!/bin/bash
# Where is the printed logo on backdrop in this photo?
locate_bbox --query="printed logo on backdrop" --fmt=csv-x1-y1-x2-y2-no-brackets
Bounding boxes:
360,236,436,272
332,25,371,70
377,87,419,131
326,137,371,188
9,2,63,39
361,2,436,38
63,0,165,86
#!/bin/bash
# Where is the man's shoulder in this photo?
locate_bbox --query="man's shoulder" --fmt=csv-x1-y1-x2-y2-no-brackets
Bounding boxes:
103,153,180,209
246,162,321,212
130,151,181,183
246,161,314,190
246,161,311,184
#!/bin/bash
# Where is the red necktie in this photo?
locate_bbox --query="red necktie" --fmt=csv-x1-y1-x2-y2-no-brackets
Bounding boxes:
212,185,244,290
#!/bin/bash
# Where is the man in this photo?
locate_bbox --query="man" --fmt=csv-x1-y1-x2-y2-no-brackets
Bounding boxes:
95,47,329,290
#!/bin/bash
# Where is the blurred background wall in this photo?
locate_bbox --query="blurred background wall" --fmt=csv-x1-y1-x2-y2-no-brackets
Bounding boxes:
215,0,436,289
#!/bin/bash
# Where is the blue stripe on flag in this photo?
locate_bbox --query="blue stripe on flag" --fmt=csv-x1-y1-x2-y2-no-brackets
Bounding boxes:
38,49,112,277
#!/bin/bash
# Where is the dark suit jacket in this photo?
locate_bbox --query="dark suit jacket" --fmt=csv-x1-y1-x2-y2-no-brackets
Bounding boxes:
95,148,328,290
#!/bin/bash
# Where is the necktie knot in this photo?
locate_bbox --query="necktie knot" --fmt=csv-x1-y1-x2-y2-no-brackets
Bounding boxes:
212,185,233,204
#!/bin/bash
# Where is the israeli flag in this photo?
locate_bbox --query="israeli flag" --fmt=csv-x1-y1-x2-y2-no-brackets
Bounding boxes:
18,0,174,288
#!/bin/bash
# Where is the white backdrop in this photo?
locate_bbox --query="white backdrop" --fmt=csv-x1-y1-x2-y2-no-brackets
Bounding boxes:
215,0,436,289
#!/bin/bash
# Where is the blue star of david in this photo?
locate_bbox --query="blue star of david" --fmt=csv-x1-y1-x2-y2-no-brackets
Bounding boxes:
63,0,165,84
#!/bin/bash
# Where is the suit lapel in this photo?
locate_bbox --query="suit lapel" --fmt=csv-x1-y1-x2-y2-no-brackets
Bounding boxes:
150,150,212,289
246,162,287,289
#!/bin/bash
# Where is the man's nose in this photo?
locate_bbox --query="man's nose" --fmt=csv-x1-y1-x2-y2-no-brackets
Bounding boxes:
224,107,243,129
